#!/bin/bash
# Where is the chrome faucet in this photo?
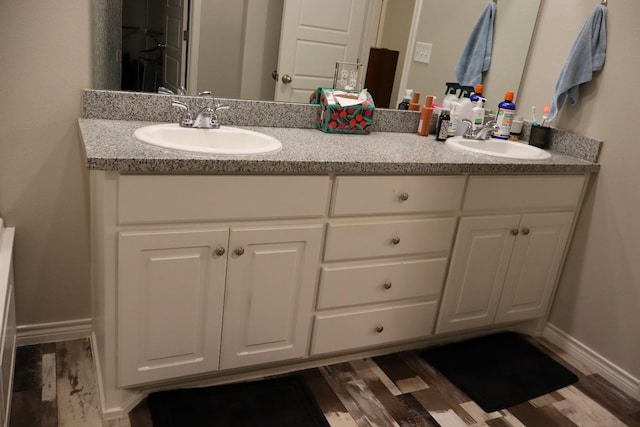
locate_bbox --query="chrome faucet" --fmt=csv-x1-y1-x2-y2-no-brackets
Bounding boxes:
171,97,229,129
461,119,499,140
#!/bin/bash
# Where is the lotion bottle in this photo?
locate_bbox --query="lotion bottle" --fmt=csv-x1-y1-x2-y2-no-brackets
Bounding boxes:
418,95,435,136
448,102,460,137
471,98,486,132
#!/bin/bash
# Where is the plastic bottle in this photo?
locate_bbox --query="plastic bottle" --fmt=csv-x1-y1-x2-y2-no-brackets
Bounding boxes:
398,89,412,110
471,98,486,133
409,91,421,111
448,102,460,137
457,97,473,134
470,84,484,105
493,91,517,140
436,108,450,141
418,95,435,136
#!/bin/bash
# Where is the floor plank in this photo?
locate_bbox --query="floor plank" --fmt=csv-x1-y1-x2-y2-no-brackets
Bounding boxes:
10,338,640,427
55,338,102,427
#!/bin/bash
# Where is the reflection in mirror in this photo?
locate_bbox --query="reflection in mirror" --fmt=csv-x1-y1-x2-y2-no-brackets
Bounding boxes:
93,0,541,109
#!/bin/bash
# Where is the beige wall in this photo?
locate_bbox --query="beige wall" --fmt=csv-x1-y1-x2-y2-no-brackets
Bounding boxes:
0,2,92,326
519,1,640,380
404,0,540,109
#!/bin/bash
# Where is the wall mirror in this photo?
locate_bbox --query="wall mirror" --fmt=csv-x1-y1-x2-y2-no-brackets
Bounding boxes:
94,0,541,109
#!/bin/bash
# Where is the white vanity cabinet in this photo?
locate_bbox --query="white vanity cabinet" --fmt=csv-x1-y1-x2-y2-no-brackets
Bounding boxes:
311,176,466,355
95,173,331,388
118,228,229,387
219,224,323,370
90,169,591,415
436,175,586,334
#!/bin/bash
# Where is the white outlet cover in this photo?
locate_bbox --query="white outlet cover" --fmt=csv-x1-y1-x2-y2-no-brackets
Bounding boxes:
414,42,432,64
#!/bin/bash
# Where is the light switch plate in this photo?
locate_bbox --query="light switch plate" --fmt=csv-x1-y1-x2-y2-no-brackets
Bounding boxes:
413,42,432,64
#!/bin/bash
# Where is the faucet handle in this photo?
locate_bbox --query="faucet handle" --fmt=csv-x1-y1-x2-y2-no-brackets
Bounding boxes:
172,100,194,127
213,102,230,112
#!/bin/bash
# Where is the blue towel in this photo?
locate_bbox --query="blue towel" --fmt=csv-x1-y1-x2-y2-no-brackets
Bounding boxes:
549,5,607,121
455,2,496,87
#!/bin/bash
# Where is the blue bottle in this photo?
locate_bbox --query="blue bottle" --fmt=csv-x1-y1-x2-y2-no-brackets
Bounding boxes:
493,91,517,139
470,84,484,105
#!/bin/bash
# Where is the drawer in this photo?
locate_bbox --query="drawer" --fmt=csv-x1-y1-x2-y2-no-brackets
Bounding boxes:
332,175,465,216
463,175,586,212
324,217,457,261
311,301,438,355
118,175,331,224
318,258,447,309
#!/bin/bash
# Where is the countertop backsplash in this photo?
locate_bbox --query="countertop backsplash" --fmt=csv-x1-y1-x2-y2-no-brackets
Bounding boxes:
82,89,601,163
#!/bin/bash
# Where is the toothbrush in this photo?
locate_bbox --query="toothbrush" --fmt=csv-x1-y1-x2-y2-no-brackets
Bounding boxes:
541,104,550,127
531,106,539,126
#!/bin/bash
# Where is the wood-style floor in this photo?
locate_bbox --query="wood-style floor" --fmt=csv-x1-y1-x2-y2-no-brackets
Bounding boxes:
10,337,640,426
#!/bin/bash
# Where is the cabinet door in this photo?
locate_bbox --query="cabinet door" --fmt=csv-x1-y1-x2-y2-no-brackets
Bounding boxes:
118,229,228,387
220,225,323,370
495,212,574,323
436,215,519,334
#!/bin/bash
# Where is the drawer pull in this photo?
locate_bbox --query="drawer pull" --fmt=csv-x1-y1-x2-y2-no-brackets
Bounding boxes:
214,247,226,256
511,228,519,236
399,192,409,202
522,227,530,235
382,281,393,290
391,236,401,245
375,325,384,333
235,247,245,256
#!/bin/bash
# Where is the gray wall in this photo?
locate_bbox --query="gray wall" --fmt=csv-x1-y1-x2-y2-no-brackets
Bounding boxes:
519,0,640,382
0,1,92,328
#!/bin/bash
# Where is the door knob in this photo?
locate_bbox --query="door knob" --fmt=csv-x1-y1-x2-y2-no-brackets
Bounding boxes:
214,247,226,256
511,228,519,236
235,247,245,256
399,192,409,201
522,227,530,235
281,74,292,84
391,236,401,245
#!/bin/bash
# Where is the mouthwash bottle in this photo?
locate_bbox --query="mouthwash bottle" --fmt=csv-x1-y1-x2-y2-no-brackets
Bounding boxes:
493,91,517,140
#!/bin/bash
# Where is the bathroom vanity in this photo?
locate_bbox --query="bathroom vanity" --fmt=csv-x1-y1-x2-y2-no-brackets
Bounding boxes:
80,94,600,418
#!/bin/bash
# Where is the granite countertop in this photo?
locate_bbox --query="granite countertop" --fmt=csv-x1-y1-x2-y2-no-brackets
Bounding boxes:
78,118,600,175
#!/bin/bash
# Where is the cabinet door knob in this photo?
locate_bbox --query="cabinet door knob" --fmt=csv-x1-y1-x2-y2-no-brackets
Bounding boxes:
214,247,226,256
383,281,392,290
391,236,401,245
522,227,530,235
281,74,292,84
511,228,519,236
399,192,409,202
375,325,384,333
234,247,245,256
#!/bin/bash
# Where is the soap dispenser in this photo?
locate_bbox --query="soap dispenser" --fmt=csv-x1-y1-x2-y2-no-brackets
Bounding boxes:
398,90,412,110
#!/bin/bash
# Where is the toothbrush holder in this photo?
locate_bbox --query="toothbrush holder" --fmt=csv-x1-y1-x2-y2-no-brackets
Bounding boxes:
529,125,551,149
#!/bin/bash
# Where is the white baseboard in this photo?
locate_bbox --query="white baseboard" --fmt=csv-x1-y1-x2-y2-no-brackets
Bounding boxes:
16,318,92,346
543,323,640,400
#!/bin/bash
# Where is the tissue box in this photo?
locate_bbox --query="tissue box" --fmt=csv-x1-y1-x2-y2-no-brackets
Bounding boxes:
310,88,375,134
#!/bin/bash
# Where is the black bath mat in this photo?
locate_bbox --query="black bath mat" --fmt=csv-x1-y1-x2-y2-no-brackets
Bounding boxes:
147,375,329,427
420,331,578,412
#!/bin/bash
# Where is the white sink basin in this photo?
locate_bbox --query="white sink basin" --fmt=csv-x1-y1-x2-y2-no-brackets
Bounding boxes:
134,124,282,155
445,136,551,160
